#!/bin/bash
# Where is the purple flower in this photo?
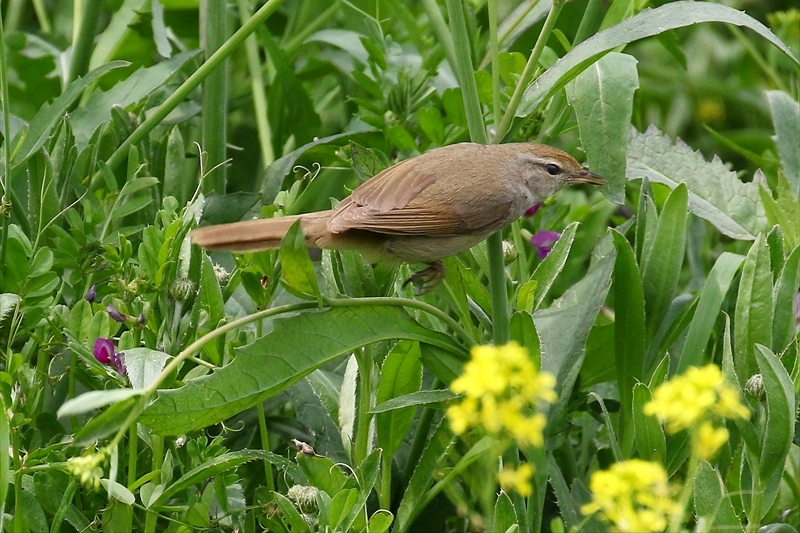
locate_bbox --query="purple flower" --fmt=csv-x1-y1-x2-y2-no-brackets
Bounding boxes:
106,304,126,323
85,285,96,303
530,231,561,259
524,202,543,217
93,338,115,364
92,337,127,375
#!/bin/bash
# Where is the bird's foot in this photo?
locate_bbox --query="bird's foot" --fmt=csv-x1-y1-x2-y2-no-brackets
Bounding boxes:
403,262,446,294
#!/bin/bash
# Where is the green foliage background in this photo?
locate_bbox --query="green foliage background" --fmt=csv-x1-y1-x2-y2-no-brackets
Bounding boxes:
0,0,797,531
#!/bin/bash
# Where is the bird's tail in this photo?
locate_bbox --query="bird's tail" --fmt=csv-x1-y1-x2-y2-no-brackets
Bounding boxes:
190,211,332,253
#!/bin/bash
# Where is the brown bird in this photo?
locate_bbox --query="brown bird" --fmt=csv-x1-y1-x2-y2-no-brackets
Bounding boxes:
191,142,604,267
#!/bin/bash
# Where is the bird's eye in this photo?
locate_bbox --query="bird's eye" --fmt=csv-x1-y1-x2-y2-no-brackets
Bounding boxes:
545,163,560,176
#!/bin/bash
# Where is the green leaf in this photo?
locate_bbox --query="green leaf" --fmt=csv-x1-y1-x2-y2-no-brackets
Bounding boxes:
754,345,795,486
73,397,138,446
328,488,359,531
536,232,616,431
766,91,800,196
10,61,129,170
676,252,744,373
272,491,313,533
349,141,386,182
71,50,201,148
371,390,457,413
376,341,423,458
612,230,645,452
198,255,224,365
627,126,766,240
530,222,579,311
773,245,800,353
57,389,143,418
759,179,800,251
694,460,742,531
123,348,170,390
640,183,688,339
417,107,445,145
734,234,774,384
518,2,798,117
493,491,517,533
566,52,639,204
0,294,21,325
632,384,666,462
296,454,347,496
279,219,320,301
140,305,466,434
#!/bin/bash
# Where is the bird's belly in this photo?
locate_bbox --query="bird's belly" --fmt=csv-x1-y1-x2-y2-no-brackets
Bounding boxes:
381,233,491,263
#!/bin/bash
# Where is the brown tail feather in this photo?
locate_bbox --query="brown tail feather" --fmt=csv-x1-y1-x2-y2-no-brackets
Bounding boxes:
190,211,333,253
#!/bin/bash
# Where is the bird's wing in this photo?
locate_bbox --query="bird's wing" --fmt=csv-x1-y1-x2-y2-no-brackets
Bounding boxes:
328,155,513,236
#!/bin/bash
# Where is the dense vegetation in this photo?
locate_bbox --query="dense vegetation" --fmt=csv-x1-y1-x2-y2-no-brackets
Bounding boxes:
0,0,798,531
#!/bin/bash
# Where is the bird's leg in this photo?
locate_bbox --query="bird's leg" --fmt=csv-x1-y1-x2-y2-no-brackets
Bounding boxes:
403,261,446,294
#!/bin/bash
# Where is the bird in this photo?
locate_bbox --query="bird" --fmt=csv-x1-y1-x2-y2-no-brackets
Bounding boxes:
191,142,604,272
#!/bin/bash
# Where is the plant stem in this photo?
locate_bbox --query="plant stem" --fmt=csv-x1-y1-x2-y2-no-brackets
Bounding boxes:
494,0,564,143
95,0,286,180
200,0,229,194
354,346,375,464
254,319,275,491
0,9,12,282
67,0,103,84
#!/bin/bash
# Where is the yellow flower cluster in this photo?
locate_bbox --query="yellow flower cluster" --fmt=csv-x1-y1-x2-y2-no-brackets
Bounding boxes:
447,343,556,496
644,364,750,460
67,452,105,490
447,342,557,447
582,459,681,533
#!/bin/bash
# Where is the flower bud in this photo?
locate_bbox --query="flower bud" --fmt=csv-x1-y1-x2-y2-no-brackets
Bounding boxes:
745,373,765,401
169,278,196,302
213,263,231,286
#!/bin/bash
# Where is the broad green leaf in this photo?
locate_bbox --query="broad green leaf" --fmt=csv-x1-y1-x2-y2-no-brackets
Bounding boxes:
627,126,766,239
632,384,666,462
57,389,143,418
279,219,320,301
0,294,21,324
10,61,129,170
368,511,393,533
676,252,744,373
123,348,170,390
759,178,800,251
349,141,386,182
73,396,138,446
26,152,60,238
612,230,645,453
567,52,639,203
140,305,466,434
694,460,742,531
72,50,201,148
536,232,616,430
296,454,348,497
734,234,773,384
494,491,517,533
773,246,800,352
754,345,795,486
518,2,798,117
530,222,579,310
328,488,359,531
509,311,541,370
766,91,800,196
377,341,423,458
641,183,688,339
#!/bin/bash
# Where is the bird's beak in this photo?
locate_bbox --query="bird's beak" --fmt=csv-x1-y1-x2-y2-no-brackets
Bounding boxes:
569,169,606,185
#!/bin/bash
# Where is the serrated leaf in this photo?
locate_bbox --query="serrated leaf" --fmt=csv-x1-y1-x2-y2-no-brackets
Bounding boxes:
518,2,798,118
766,91,800,196
140,305,466,434
567,52,639,204
376,341,422,458
627,126,766,239
280,219,320,301
694,460,742,531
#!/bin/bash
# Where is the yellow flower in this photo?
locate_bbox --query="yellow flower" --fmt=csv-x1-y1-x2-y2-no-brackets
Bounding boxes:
693,421,729,461
644,364,749,460
446,342,556,449
582,459,680,533
68,451,106,490
497,463,534,497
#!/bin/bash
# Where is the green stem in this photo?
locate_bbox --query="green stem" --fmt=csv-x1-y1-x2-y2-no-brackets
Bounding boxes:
94,0,286,181
254,319,275,491
144,436,164,533
668,453,699,533
200,0,229,194
487,0,501,130
354,346,375,464
493,0,565,143
67,0,103,84
421,0,458,76
0,9,12,282
379,453,392,509
49,479,78,533
237,0,275,167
